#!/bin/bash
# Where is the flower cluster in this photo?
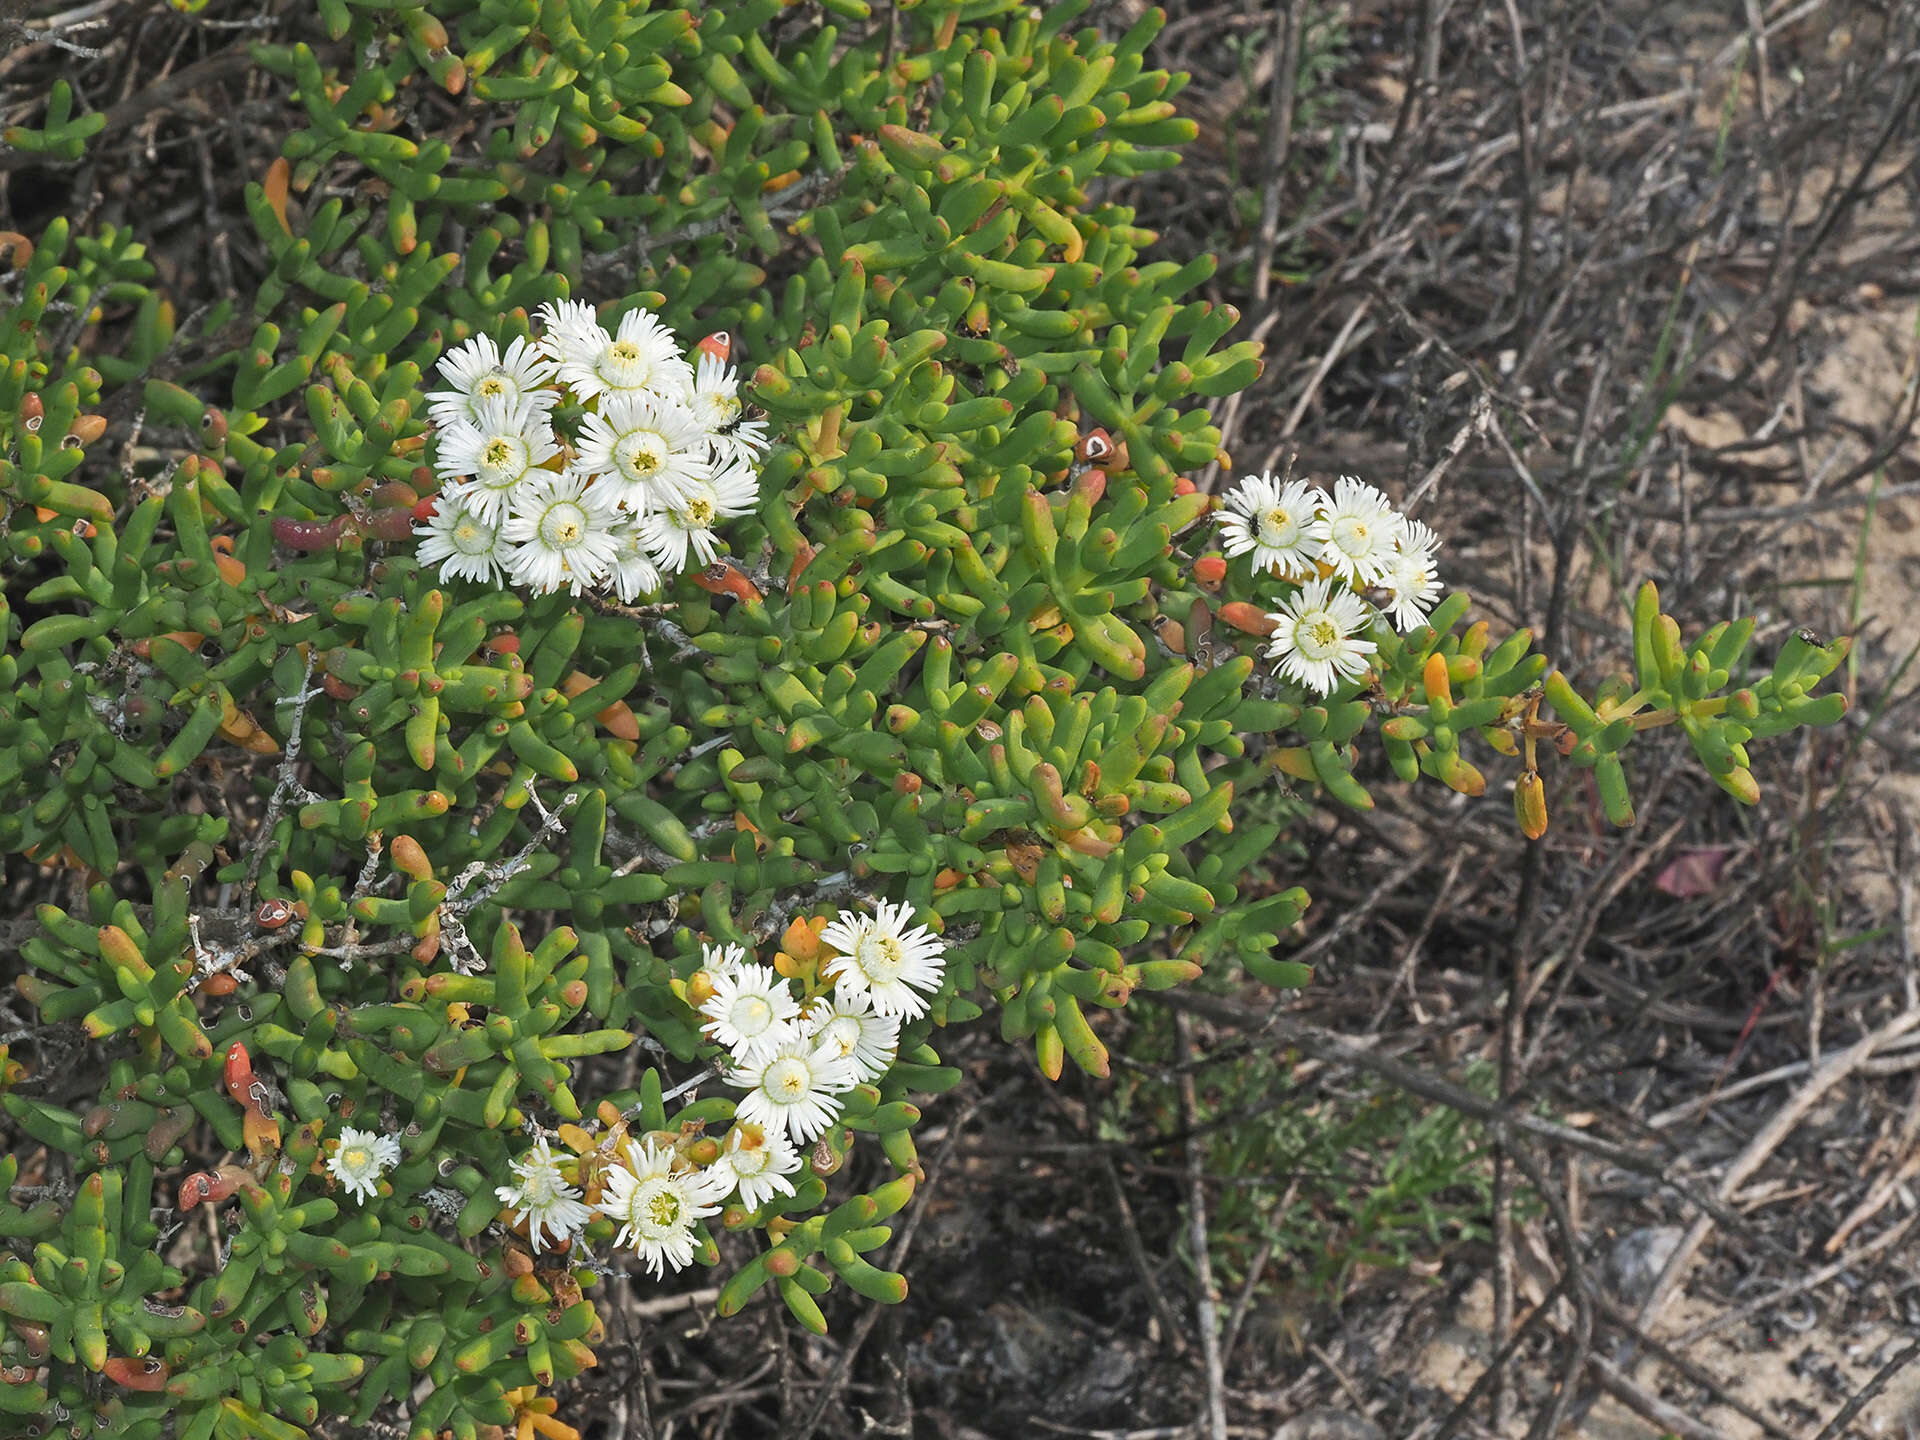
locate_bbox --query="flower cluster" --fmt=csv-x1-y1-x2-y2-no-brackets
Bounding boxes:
487,900,947,1277
708,899,944,1146
415,302,770,598
1215,472,1444,696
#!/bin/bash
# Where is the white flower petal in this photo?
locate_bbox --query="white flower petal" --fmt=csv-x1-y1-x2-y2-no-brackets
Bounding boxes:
1216,471,1320,579
328,1126,400,1205
500,470,623,597
731,1036,858,1145
817,900,946,1021
1262,577,1378,697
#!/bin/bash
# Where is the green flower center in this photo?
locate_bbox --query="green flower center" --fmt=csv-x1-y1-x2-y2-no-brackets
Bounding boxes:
630,1177,681,1236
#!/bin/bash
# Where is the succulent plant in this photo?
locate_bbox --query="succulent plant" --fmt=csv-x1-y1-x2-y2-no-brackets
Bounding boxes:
0,1,1847,1436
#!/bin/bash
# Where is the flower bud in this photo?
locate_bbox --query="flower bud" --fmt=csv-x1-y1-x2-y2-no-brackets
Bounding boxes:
1217,602,1278,637
1513,770,1547,840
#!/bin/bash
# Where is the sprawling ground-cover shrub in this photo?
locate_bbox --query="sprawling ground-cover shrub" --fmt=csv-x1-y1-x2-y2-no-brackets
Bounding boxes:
0,1,1850,1436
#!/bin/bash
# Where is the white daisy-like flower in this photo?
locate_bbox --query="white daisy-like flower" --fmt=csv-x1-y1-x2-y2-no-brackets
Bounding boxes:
817,899,946,1021
431,397,562,524
701,942,750,974
802,989,901,1085
327,1127,400,1205
687,350,746,435
711,1121,803,1213
684,353,770,463
495,1136,593,1254
1264,577,1378,697
414,492,509,586
573,392,713,511
536,300,694,404
699,962,802,1064
597,1135,729,1279
1308,475,1403,586
732,1035,858,1145
426,334,557,429
1378,518,1444,632
1216,471,1320,579
638,460,759,576
607,515,664,604
500,469,622,597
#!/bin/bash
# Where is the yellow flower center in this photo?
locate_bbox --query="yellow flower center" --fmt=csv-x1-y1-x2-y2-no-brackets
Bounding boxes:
341,1146,371,1171
854,932,905,983
729,996,773,1035
539,502,587,549
483,438,513,467
684,497,716,527
1257,506,1294,544
1332,516,1373,553
766,1057,811,1099
621,434,665,480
